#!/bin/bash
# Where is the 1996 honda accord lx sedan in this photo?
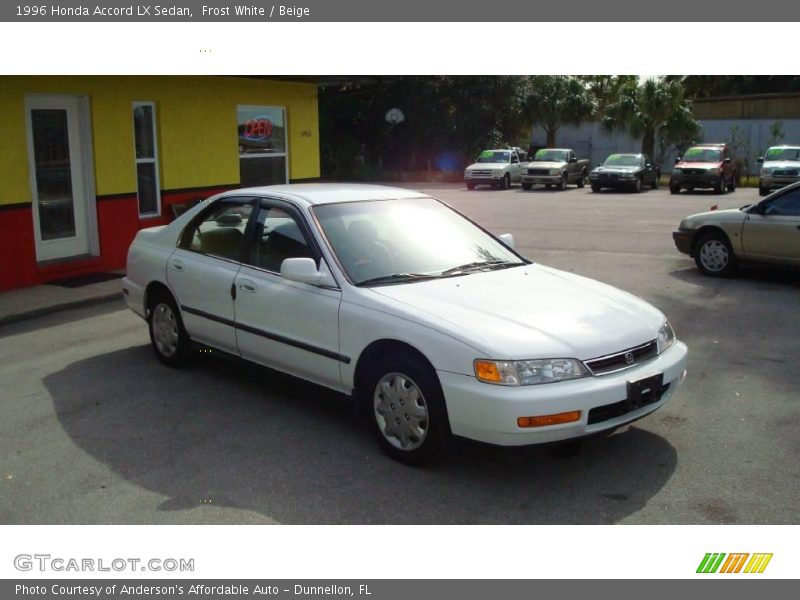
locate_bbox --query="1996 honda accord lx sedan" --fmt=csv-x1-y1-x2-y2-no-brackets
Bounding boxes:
123,184,688,464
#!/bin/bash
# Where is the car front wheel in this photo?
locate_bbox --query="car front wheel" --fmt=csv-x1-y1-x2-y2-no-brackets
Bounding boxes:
365,352,449,465
559,173,568,190
695,232,737,277
148,291,191,366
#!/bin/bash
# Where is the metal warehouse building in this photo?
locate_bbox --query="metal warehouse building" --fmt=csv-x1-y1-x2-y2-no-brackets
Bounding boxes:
0,76,320,291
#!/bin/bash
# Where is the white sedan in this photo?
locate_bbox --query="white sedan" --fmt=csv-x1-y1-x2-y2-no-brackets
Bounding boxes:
123,184,688,464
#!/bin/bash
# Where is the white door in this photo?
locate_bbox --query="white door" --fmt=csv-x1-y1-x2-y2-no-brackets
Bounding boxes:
167,198,254,354
234,203,343,390
25,95,96,262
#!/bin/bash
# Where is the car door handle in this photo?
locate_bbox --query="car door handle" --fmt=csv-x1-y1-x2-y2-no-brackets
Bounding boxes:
170,259,184,272
238,278,257,293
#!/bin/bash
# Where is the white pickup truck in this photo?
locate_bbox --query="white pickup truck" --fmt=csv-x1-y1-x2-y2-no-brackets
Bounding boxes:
464,148,525,190
521,148,590,190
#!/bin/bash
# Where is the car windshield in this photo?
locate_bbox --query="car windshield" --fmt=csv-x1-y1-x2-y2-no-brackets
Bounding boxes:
603,154,642,167
533,150,568,162
683,147,722,162
765,147,800,161
476,151,510,163
314,197,525,285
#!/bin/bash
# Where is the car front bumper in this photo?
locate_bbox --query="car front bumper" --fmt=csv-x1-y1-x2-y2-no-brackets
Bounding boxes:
522,174,561,184
465,176,502,184
438,341,688,446
590,176,639,188
672,229,693,255
671,174,719,188
760,176,800,189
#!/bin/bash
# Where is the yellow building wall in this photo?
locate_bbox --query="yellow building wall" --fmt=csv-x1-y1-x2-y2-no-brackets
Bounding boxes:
0,76,320,206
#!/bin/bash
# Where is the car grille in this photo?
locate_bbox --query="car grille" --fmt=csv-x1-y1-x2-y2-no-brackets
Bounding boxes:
772,169,799,177
527,168,549,175
598,172,620,179
681,169,706,176
584,340,658,375
587,382,671,425
471,169,492,176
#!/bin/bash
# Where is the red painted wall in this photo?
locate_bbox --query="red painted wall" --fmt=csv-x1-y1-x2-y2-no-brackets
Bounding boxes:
0,186,234,291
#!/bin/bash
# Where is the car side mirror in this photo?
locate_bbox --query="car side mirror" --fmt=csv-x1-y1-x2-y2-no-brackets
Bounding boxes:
646,162,653,168
757,157,764,163
498,233,515,249
281,257,334,286
569,157,577,163
724,157,732,163
750,203,767,215
674,157,681,164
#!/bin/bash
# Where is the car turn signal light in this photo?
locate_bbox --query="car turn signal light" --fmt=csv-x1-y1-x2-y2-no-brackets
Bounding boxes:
474,360,502,383
517,411,581,428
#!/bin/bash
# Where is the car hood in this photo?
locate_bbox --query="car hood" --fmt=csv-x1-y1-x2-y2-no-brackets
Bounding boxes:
466,162,507,170
525,161,566,170
763,160,800,169
682,207,746,225
592,165,641,173
370,264,664,360
676,161,722,169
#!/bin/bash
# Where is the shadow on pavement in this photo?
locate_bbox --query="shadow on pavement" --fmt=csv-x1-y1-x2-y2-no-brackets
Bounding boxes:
43,345,678,524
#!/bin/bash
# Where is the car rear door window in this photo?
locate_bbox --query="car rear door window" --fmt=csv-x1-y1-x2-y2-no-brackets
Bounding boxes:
179,201,252,261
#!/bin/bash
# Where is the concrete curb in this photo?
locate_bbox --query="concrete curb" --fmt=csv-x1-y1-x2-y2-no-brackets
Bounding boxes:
0,291,123,327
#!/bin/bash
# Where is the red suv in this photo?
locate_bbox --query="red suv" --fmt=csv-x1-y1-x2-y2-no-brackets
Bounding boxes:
669,143,737,195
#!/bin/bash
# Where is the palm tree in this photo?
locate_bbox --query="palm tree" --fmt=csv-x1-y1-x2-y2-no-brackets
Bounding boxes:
524,76,595,147
602,77,699,159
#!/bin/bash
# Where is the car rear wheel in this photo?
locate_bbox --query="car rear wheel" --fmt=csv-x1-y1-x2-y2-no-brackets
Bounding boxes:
365,352,449,465
148,290,191,367
695,232,737,277
651,173,659,189
727,174,737,192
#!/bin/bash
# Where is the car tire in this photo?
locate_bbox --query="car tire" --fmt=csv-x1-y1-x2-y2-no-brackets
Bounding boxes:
559,173,568,190
694,231,738,277
466,182,475,190
147,290,191,367
634,177,643,193
577,170,586,188
545,184,552,189
591,184,601,193
363,352,449,466
503,173,511,189
759,186,770,197
651,172,659,189
669,183,681,195
728,175,737,192
714,175,726,194
522,182,532,190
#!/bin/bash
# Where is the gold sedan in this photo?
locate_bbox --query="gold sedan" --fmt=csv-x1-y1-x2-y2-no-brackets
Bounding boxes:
673,182,800,276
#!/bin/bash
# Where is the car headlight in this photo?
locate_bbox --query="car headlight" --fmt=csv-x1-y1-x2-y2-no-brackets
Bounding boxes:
493,169,503,177
708,168,721,176
672,168,681,175
474,358,590,386
620,172,636,179
589,171,599,178
657,321,676,354
549,168,560,175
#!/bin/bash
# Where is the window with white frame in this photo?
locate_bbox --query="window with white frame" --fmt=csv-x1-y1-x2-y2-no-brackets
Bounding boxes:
237,105,288,186
132,102,161,217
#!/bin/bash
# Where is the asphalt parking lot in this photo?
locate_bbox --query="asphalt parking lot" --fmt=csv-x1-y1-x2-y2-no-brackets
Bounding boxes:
1,182,798,524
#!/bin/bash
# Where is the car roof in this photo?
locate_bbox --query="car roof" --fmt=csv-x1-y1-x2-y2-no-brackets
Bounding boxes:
224,183,430,206
767,144,800,149
693,143,726,148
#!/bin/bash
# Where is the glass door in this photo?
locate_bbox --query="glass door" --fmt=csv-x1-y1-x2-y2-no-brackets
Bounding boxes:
25,95,95,262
